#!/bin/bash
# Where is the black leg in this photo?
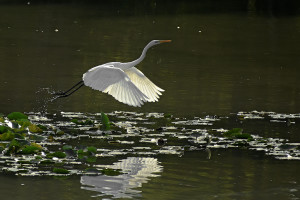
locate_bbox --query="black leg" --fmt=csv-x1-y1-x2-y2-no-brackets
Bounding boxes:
57,83,84,98
54,80,84,95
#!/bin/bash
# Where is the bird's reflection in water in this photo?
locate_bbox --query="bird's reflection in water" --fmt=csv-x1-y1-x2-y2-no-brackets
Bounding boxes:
80,157,163,199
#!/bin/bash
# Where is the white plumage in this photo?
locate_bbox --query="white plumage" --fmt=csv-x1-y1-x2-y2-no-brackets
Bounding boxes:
82,40,171,107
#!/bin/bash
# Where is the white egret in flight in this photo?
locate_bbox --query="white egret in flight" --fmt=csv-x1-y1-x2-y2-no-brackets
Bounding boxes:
55,40,171,107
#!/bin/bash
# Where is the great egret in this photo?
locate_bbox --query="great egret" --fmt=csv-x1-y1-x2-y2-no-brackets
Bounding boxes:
55,40,171,107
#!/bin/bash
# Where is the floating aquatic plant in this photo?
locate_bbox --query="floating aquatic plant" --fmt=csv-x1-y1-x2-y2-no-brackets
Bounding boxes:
7,112,28,121
87,146,97,154
101,112,111,131
0,125,10,134
16,119,31,127
7,139,22,154
20,144,42,154
53,168,69,174
0,131,15,141
101,168,122,176
223,128,253,140
77,146,97,162
71,118,94,125
62,145,73,150
28,124,43,133
0,110,299,177
47,151,66,159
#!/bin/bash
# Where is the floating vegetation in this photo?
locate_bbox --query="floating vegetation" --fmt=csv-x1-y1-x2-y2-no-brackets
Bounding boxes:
101,168,122,176
0,110,299,177
53,168,69,174
100,112,111,131
7,112,28,121
223,128,253,140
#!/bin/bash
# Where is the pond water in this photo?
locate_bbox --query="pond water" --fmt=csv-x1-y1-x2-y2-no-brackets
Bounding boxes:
0,1,300,200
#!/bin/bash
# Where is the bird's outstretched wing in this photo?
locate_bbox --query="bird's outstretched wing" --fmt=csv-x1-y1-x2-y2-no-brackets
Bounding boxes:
83,65,148,107
124,67,164,102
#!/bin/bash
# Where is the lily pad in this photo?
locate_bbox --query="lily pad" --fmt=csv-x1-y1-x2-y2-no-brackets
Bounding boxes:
20,145,42,154
47,151,66,159
101,168,122,176
7,112,28,121
28,124,43,133
0,131,15,141
8,139,22,154
53,168,69,174
223,128,253,140
16,119,31,127
0,125,10,134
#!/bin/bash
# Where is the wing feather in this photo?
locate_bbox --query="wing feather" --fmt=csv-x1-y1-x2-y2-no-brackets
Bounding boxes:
83,65,148,107
124,67,164,102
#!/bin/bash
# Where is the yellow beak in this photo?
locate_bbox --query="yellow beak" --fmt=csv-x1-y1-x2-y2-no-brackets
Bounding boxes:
160,40,172,43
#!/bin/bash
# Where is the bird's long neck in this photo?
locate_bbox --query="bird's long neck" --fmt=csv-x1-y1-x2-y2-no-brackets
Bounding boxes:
120,42,153,70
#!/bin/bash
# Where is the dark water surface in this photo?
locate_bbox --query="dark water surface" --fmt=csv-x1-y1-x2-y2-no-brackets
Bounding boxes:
1,150,300,200
1,2,300,200
1,3,300,116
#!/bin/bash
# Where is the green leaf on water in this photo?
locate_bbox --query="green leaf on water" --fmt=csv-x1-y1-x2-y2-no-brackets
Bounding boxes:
7,112,28,121
87,146,97,154
29,134,46,141
0,131,15,141
53,168,69,174
47,151,66,159
20,145,41,154
71,119,94,125
16,119,31,127
28,124,43,133
86,156,97,163
8,139,22,154
101,112,110,131
101,168,122,176
224,128,253,140
0,125,10,134
62,145,73,150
